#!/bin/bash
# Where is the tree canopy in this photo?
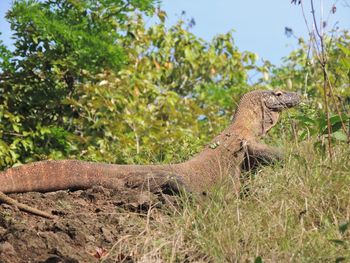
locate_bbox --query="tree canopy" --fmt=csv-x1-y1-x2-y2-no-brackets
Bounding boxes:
0,0,349,169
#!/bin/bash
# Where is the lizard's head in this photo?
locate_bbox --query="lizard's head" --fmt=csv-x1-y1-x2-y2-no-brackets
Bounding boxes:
262,90,301,111
232,90,301,137
258,90,300,136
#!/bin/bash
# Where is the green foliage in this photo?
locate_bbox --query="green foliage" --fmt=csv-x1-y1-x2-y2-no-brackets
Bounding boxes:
0,0,158,167
258,32,350,145
1,1,349,167
0,36,13,72
0,5,255,168
67,14,254,164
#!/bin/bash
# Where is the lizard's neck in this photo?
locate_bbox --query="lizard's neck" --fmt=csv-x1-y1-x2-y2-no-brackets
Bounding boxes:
178,99,277,189
180,120,251,189
230,97,279,139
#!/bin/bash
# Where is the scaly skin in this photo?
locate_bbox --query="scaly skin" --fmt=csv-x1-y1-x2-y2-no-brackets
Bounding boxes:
0,90,300,218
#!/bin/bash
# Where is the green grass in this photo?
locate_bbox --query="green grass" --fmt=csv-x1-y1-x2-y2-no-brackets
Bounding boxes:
103,141,350,262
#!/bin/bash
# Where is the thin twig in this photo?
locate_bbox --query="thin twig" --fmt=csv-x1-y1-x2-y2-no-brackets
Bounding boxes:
310,0,333,158
325,68,349,138
300,1,322,62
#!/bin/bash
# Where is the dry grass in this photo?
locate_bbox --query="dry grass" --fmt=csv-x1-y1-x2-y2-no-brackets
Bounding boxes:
103,141,350,262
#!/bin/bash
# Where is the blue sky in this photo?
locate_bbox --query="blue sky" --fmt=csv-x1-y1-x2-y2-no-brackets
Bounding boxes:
0,0,349,65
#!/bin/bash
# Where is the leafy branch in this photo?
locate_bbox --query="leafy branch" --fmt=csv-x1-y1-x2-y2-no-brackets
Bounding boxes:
293,0,349,158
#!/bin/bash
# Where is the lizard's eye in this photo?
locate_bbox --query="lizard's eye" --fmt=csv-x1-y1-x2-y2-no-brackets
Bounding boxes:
274,91,283,96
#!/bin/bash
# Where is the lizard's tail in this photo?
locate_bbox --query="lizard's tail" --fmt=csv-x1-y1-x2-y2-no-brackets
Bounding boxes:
0,160,121,193
0,159,185,219
0,159,183,194
0,160,125,219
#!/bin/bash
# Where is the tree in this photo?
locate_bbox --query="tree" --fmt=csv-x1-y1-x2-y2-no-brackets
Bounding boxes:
0,0,157,167
0,6,256,168
67,14,256,164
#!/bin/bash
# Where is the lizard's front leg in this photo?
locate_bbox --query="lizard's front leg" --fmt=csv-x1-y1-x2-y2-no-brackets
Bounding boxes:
242,140,284,171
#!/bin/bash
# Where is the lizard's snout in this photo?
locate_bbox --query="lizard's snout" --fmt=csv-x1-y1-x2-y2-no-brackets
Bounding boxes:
284,92,301,108
264,90,301,110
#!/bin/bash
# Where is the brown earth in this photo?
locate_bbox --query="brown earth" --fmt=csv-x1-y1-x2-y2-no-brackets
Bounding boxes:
0,186,179,263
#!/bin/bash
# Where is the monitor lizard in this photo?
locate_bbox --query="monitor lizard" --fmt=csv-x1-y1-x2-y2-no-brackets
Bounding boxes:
0,90,300,219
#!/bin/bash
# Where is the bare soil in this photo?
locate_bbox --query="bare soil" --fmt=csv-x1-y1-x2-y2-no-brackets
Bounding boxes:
0,186,177,263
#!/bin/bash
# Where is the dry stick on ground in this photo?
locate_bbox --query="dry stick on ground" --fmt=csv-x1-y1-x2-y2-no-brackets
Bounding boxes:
0,90,301,219
0,191,56,219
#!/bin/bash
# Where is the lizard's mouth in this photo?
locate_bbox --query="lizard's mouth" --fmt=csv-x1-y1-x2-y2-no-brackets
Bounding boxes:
285,100,301,108
269,93,301,110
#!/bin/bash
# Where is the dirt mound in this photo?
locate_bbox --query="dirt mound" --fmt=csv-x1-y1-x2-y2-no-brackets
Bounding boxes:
0,186,177,262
